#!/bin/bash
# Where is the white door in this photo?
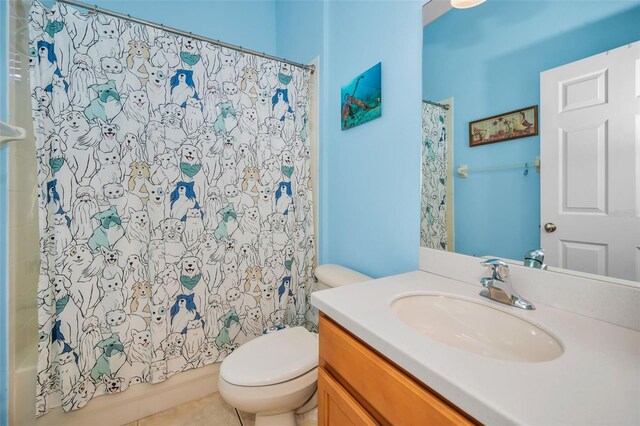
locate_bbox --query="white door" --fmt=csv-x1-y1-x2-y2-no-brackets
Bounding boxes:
540,41,640,282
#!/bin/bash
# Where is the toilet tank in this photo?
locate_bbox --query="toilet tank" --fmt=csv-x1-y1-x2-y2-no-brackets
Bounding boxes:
314,264,371,290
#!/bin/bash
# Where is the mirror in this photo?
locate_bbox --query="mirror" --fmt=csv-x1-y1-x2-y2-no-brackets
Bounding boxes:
421,1,640,284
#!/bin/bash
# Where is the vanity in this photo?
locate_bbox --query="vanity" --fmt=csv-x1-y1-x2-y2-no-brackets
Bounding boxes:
311,252,640,425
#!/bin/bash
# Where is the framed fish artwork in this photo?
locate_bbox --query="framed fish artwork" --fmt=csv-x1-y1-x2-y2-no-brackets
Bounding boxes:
341,62,382,130
468,105,538,147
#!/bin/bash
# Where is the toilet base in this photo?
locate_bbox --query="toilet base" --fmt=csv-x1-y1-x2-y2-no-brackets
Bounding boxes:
255,411,296,426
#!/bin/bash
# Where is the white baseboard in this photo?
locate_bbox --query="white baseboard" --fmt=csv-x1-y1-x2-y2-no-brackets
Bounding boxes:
11,362,219,426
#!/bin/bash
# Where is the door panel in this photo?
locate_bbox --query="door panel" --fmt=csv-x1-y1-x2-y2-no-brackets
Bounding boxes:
560,122,608,213
560,69,608,112
635,58,640,98
636,115,640,215
561,241,608,276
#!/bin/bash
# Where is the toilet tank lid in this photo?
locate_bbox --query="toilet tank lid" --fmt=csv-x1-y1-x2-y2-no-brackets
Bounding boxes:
314,264,371,287
219,327,319,387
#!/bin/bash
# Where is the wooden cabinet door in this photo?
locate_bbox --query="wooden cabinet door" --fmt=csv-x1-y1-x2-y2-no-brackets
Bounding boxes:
319,315,475,426
318,367,377,426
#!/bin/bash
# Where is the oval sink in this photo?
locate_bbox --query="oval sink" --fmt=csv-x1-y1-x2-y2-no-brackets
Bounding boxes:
390,294,563,362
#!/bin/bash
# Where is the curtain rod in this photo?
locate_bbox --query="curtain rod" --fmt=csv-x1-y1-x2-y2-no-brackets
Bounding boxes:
56,0,315,74
422,99,450,110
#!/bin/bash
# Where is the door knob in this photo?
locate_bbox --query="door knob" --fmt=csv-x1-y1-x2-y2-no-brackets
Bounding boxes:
544,223,557,233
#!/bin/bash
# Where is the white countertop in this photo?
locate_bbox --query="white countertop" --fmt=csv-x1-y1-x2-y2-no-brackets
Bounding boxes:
311,270,640,425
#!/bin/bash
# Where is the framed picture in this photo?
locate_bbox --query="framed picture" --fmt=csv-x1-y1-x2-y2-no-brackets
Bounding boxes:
341,62,382,130
469,105,538,147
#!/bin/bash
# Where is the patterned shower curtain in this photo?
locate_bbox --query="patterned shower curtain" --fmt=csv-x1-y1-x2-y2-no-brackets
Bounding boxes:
421,102,448,250
29,0,316,416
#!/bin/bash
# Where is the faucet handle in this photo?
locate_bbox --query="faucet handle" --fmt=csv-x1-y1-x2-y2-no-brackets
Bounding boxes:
481,258,509,279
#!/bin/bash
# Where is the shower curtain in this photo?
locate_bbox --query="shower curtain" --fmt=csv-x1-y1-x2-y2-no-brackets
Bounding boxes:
29,0,316,416
421,102,448,250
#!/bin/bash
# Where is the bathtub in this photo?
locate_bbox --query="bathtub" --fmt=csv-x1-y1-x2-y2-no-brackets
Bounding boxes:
10,345,219,426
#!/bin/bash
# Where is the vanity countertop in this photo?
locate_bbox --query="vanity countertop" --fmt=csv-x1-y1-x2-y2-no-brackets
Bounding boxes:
311,270,640,425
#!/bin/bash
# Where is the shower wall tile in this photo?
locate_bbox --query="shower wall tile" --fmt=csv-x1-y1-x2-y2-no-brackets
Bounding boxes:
8,153,36,194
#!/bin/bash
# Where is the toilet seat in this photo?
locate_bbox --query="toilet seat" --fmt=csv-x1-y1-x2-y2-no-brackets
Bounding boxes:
220,326,319,387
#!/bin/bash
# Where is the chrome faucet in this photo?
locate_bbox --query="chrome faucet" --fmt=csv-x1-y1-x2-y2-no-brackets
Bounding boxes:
479,259,535,310
523,249,547,270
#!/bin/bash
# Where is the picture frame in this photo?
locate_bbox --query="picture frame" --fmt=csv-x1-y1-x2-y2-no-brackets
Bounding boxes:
341,62,382,130
468,105,538,147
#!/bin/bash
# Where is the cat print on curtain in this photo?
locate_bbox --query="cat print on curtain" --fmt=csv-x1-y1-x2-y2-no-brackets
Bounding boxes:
29,0,316,416
421,102,448,250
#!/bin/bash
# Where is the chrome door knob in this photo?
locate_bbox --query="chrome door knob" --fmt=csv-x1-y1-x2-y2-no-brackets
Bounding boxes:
544,223,557,233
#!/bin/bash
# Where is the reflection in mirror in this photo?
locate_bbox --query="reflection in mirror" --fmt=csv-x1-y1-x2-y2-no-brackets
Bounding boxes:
421,99,454,251
421,1,640,283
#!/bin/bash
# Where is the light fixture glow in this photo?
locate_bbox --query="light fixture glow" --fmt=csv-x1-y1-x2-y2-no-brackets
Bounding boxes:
451,0,486,9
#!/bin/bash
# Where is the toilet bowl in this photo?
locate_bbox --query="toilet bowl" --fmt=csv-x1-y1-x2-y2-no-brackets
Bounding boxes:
218,264,371,426
219,327,318,426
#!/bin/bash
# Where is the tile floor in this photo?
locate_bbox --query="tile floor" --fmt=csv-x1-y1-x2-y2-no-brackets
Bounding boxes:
123,392,318,426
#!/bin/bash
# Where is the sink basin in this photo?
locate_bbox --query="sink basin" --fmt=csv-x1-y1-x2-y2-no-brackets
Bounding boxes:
390,294,563,362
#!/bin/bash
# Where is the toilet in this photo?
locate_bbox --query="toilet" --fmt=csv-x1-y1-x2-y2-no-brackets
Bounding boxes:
218,264,371,426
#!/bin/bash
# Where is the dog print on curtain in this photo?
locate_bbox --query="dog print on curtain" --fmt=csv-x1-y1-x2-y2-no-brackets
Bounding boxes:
421,102,448,250
29,0,316,416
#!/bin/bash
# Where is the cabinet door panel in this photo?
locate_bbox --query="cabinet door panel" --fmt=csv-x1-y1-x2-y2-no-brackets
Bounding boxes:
318,368,377,426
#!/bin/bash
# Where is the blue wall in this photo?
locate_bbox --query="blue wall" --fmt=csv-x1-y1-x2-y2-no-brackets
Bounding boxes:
275,0,325,64
274,0,328,269
0,0,8,423
423,1,640,261
88,0,278,55
322,1,422,278
276,1,424,278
